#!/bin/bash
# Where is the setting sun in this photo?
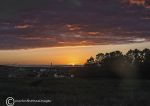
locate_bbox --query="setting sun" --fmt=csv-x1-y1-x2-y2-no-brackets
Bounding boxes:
0,42,150,65
1,0,150,105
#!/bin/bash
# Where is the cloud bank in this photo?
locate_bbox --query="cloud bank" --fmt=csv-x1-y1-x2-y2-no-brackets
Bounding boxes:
0,0,150,49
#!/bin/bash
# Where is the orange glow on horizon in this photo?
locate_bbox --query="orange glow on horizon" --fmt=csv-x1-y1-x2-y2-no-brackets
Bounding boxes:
0,42,150,65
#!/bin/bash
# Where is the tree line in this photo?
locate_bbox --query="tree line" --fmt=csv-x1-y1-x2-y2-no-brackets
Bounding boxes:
81,48,150,79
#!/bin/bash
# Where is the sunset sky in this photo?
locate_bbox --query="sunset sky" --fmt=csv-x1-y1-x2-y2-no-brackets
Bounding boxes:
0,0,150,65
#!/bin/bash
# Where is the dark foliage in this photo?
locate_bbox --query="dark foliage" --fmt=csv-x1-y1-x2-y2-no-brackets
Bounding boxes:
83,48,150,79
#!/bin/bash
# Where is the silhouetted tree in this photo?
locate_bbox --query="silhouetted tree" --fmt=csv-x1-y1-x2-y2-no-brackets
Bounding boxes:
101,51,123,67
85,56,95,65
96,53,105,66
142,48,150,66
84,48,150,79
126,49,143,65
140,48,150,78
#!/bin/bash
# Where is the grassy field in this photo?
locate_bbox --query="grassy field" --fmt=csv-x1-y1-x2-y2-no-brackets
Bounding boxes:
0,78,150,106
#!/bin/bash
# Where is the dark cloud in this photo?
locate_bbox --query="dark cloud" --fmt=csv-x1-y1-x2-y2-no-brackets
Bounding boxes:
0,0,150,49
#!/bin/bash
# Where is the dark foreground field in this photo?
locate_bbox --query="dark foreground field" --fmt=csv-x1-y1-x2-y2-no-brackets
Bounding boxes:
1,78,150,106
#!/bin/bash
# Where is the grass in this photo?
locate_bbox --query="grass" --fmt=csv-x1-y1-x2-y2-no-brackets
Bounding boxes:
0,78,150,106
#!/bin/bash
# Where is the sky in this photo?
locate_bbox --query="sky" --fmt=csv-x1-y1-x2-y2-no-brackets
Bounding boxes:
0,0,150,65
